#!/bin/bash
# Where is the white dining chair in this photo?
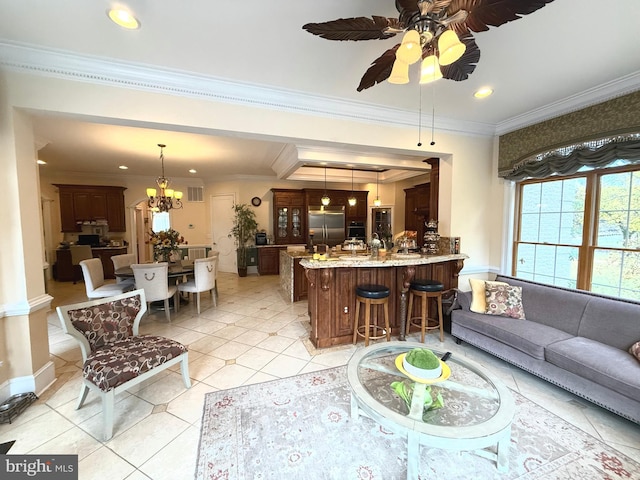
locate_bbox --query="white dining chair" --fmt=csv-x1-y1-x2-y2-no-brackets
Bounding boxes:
131,263,179,322
177,257,217,314
70,245,93,284
79,258,135,299
111,253,136,287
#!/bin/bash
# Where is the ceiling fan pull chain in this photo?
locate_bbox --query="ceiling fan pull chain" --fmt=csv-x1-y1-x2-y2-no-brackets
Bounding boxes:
417,84,423,147
430,83,436,146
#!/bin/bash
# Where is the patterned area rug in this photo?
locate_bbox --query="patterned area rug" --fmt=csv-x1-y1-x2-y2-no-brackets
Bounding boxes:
195,366,639,479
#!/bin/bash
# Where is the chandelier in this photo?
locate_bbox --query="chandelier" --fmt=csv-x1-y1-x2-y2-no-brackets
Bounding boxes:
321,167,330,206
348,168,357,207
389,2,467,85
374,171,381,207
146,144,183,212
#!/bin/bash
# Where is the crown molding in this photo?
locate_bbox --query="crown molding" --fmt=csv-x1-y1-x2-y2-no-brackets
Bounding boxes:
0,41,496,138
495,72,640,135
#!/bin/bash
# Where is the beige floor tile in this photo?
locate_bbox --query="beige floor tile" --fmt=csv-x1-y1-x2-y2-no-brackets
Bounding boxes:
187,354,225,381
29,425,102,459
0,409,75,454
257,335,296,353
236,346,279,370
139,425,200,480
166,382,213,424
261,354,309,378
78,446,136,480
201,363,257,389
209,340,253,360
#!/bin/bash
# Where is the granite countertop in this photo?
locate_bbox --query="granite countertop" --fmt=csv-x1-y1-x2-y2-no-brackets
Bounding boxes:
300,252,468,269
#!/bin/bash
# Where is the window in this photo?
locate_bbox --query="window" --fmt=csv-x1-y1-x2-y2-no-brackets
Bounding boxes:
514,166,640,300
152,211,170,232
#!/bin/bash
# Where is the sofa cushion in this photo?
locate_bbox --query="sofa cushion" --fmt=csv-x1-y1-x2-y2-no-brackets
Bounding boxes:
546,336,640,401
485,283,526,319
495,275,588,335
451,310,572,360
631,341,640,362
577,296,640,350
469,278,508,313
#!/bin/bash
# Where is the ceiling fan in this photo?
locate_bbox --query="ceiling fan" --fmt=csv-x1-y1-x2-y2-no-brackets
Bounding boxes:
303,0,555,91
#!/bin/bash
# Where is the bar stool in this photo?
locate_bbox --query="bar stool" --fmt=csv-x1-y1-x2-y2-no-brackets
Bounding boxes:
353,284,391,347
406,279,444,343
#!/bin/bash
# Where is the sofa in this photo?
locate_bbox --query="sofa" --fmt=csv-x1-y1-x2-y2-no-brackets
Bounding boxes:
451,274,640,424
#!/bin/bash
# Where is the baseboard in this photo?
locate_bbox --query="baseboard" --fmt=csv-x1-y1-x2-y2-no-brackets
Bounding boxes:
8,361,56,397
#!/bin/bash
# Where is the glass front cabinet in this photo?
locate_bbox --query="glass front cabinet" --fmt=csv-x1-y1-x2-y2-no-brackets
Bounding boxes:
272,189,306,245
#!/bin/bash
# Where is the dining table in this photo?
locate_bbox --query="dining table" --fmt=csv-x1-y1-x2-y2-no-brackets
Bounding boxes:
114,263,195,281
115,263,195,307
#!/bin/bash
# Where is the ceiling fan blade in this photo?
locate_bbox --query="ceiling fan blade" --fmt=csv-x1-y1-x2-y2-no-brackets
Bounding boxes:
447,0,554,34
440,9,468,27
423,0,454,15
440,34,480,81
357,45,400,92
303,16,400,41
395,0,419,15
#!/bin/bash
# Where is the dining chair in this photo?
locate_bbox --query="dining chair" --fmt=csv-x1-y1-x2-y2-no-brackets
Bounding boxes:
177,257,217,314
70,245,93,284
80,258,135,299
111,253,136,287
207,250,220,299
131,262,179,322
56,289,191,441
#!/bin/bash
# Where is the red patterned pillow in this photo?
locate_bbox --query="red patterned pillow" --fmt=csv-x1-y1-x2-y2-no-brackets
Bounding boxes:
630,341,640,362
485,283,526,319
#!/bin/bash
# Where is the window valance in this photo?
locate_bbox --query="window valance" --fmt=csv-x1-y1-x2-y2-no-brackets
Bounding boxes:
502,134,640,181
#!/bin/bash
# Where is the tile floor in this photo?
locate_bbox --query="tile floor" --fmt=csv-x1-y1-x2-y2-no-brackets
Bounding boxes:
1,273,638,479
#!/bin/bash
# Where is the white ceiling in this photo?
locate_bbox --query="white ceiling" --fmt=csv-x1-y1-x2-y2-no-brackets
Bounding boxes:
2,0,640,182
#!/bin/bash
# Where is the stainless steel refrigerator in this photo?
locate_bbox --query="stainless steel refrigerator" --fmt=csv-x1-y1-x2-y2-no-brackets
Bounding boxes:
308,206,345,246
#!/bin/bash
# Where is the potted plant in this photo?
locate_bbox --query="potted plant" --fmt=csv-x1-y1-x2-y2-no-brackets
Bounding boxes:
229,203,258,277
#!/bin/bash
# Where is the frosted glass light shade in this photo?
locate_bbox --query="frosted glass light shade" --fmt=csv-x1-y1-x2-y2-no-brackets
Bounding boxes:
146,188,157,197
388,60,410,84
174,190,183,200
348,196,357,206
396,30,422,65
374,197,382,207
165,189,174,198
419,55,443,84
321,194,331,206
438,30,465,66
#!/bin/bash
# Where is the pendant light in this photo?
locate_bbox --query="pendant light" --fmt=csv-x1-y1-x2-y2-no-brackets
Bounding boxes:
374,171,381,207
348,168,357,206
321,167,330,206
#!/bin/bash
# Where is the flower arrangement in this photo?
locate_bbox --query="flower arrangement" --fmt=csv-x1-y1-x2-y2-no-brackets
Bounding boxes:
149,228,185,262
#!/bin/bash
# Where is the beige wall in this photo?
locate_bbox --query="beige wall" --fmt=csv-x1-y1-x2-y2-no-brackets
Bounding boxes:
2,67,502,395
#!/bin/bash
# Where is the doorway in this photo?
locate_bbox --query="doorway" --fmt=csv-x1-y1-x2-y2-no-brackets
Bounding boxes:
211,194,236,273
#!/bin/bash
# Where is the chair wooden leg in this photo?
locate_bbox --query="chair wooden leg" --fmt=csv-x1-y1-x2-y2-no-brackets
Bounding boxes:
196,292,201,314
406,292,414,336
364,299,371,347
353,298,361,344
77,384,90,409
437,294,444,342
384,300,390,341
103,390,115,441
420,293,427,343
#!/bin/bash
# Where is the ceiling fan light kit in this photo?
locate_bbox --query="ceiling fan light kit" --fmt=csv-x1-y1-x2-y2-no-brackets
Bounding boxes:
303,0,554,91
419,55,442,84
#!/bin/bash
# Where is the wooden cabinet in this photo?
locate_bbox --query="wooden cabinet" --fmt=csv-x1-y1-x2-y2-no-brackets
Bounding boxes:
345,191,368,222
258,246,286,275
293,257,309,301
55,247,127,281
272,189,306,245
404,183,430,244
55,185,127,232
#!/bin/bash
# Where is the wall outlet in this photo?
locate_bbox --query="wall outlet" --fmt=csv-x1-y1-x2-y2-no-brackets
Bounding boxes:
250,257,255,262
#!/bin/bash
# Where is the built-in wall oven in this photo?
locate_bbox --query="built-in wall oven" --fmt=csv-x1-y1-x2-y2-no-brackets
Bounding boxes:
347,221,366,242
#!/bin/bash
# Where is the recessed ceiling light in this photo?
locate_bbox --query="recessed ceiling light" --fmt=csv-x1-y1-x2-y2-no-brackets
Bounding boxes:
474,87,493,99
36,159,46,165
119,165,128,170
189,169,197,174
107,8,140,29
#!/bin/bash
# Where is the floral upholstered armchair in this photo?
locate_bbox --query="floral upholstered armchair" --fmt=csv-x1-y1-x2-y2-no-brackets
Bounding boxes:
56,289,191,441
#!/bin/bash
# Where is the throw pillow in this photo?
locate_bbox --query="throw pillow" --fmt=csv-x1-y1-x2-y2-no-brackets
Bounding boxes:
630,341,640,362
485,283,526,319
469,278,508,313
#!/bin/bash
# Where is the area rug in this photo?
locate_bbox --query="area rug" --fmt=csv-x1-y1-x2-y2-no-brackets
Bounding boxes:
195,366,639,479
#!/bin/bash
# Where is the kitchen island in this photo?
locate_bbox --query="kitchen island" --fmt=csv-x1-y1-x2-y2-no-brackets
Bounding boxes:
300,253,467,348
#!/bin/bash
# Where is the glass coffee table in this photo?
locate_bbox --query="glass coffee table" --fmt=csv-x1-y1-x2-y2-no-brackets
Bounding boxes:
347,341,515,479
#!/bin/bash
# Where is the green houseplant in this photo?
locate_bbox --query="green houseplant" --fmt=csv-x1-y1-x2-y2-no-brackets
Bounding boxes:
229,203,258,277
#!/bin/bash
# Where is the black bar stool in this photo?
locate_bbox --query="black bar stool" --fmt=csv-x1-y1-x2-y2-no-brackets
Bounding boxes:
406,279,444,343
353,284,391,346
